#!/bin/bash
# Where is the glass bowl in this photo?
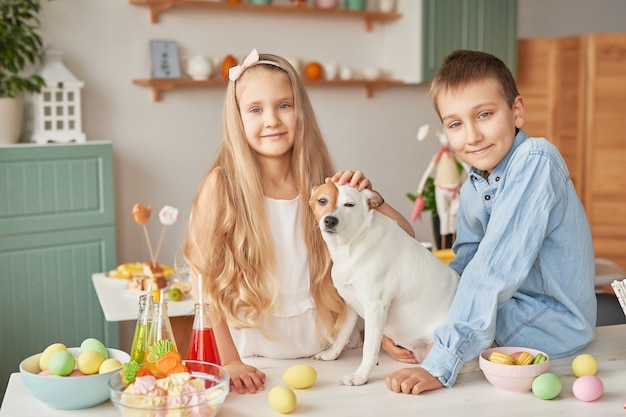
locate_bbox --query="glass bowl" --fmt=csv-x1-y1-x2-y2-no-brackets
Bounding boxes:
109,360,229,417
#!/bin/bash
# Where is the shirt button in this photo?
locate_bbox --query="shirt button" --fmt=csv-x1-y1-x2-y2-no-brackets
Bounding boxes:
484,195,491,201
495,176,500,182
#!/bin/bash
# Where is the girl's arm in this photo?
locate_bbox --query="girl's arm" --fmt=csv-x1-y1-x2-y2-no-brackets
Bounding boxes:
212,315,266,394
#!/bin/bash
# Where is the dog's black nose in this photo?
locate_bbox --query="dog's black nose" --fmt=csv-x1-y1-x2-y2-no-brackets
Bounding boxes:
324,216,338,229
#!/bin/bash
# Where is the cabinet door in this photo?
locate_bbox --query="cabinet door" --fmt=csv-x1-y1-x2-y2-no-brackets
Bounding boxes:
583,34,626,269
0,143,117,403
421,0,518,81
516,36,586,198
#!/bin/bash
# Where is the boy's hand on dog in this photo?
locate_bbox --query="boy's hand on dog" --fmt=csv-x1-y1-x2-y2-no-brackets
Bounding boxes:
381,336,418,364
386,367,445,395
329,170,372,191
224,361,266,394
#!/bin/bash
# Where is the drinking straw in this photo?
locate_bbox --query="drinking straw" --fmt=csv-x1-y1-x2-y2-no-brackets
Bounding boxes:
610,279,626,318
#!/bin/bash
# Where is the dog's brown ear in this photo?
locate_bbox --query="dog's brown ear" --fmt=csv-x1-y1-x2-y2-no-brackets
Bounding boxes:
366,190,384,210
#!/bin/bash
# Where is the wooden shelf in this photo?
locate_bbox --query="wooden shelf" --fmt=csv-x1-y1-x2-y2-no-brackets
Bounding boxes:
129,0,402,31
132,77,405,101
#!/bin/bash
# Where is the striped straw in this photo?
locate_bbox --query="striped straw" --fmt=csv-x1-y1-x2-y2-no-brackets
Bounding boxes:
610,279,626,318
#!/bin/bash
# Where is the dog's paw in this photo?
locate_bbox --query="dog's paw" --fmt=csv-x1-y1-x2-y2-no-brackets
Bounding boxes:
312,349,341,361
340,373,368,386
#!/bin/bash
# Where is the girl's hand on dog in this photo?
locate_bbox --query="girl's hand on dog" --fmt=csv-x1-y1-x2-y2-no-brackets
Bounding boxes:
382,336,418,364
386,367,444,395
225,361,266,394
329,170,372,191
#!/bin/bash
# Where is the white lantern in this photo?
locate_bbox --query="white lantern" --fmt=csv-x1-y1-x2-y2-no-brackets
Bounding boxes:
32,50,86,144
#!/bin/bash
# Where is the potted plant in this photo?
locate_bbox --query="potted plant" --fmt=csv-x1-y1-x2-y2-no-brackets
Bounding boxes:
0,0,46,144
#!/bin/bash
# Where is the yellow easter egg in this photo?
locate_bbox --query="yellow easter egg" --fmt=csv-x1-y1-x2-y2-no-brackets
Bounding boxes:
268,386,297,414
77,350,105,375
99,358,123,374
283,364,317,389
80,337,109,360
39,343,68,371
571,353,598,377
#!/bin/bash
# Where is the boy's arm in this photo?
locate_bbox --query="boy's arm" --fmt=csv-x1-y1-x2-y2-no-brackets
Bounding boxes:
421,146,571,389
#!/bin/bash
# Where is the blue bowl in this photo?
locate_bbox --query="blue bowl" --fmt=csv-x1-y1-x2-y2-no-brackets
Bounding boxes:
19,347,130,409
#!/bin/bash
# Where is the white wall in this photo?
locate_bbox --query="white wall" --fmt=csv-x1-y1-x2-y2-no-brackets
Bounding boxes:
35,0,626,272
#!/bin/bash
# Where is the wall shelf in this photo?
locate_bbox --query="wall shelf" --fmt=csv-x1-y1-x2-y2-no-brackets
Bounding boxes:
132,77,405,101
129,0,402,31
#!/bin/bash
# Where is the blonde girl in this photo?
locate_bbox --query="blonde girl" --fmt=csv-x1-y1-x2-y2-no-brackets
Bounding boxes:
184,50,413,394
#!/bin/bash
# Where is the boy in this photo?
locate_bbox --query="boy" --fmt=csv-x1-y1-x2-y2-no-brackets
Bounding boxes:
385,50,596,394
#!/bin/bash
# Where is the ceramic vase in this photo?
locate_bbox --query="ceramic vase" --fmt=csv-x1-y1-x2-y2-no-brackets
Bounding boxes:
0,97,24,144
379,0,396,12
345,0,366,11
186,55,213,81
315,0,339,8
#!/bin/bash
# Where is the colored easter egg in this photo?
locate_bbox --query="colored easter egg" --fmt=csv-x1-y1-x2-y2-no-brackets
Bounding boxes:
268,385,297,414
571,353,598,377
283,364,317,389
572,375,603,402
532,373,562,400
80,338,109,360
77,350,105,375
48,350,76,376
99,358,123,374
39,343,67,371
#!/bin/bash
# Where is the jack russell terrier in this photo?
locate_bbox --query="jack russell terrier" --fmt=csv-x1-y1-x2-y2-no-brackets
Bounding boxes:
309,181,460,386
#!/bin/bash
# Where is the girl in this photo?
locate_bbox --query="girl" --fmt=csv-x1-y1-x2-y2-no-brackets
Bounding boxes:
183,49,413,394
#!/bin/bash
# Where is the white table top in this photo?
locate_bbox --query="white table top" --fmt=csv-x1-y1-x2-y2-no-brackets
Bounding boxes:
3,324,626,416
91,273,194,322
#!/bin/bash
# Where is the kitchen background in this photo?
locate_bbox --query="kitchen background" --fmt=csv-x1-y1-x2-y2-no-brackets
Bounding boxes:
31,0,626,269
1,0,625,404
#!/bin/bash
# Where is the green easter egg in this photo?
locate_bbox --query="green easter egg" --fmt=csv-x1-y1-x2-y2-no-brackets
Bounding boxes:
532,373,562,400
48,350,76,376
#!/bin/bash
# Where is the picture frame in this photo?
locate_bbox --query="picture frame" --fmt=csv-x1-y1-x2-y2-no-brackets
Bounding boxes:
150,40,181,78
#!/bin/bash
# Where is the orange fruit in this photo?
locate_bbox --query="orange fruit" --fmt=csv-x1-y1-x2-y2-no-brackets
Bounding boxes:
221,54,238,81
304,62,323,80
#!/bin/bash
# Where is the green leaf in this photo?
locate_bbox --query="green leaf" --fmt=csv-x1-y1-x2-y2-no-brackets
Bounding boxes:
0,0,46,98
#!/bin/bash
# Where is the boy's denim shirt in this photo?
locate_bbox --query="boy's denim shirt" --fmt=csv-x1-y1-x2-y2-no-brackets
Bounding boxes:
421,129,596,388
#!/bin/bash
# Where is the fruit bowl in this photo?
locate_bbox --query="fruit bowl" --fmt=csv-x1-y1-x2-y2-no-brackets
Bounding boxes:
19,347,130,409
109,360,229,417
479,346,550,393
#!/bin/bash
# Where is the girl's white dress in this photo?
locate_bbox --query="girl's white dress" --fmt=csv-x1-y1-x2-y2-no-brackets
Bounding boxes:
230,196,360,359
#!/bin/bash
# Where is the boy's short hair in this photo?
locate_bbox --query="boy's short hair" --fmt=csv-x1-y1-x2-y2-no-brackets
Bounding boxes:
429,50,519,118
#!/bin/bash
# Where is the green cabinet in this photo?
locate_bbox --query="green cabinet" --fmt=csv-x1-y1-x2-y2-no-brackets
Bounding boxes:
0,142,117,402
421,0,517,81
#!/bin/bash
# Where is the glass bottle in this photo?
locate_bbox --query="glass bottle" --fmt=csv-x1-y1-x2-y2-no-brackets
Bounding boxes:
129,293,152,364
144,293,178,372
186,303,221,365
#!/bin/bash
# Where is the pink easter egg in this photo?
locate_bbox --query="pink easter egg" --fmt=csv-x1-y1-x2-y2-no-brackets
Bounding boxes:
572,375,603,402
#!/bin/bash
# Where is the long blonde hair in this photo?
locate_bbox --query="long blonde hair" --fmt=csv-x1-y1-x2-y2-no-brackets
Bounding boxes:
183,53,346,344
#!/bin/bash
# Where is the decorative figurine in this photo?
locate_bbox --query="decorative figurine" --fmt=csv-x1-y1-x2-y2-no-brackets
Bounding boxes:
411,124,464,249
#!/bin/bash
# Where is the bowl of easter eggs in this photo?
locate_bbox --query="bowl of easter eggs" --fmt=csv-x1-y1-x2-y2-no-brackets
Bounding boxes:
108,343,229,417
19,338,130,409
479,346,550,393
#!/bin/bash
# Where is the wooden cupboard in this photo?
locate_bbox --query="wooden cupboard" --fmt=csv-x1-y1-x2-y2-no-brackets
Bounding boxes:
0,142,118,403
516,33,626,270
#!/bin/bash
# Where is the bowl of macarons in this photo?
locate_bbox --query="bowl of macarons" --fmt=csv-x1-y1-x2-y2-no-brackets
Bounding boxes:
479,346,550,393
